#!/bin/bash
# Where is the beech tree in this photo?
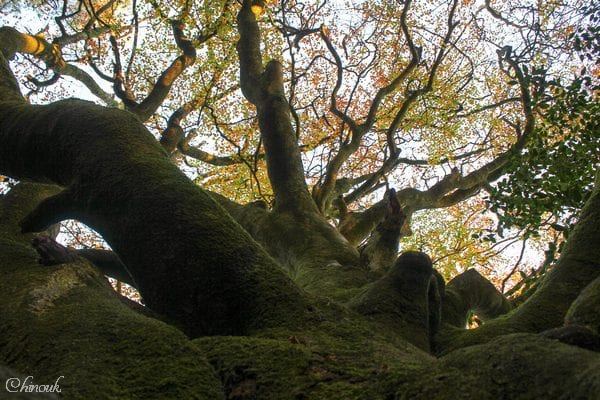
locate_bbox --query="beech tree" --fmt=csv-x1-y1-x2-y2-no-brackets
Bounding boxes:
0,0,599,399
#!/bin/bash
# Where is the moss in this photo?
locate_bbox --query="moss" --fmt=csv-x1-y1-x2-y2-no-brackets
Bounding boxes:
26,266,87,313
349,252,434,351
193,331,424,400
247,210,370,303
193,336,312,399
435,180,600,354
0,183,62,243
438,334,600,399
390,333,600,399
0,238,223,399
194,295,433,400
2,201,600,399
1,100,311,337
1,80,600,400
566,275,600,333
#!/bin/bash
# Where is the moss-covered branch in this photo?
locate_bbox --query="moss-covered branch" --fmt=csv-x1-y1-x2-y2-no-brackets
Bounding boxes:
436,174,600,353
126,20,197,121
441,269,512,328
565,274,600,334
30,235,136,287
350,252,437,351
0,48,309,336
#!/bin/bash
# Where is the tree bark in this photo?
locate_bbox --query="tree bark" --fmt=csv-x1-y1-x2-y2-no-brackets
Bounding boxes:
0,48,309,337
236,0,317,214
442,269,512,328
0,183,224,398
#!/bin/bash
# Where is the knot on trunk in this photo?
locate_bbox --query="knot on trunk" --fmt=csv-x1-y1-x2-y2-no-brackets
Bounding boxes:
359,188,408,272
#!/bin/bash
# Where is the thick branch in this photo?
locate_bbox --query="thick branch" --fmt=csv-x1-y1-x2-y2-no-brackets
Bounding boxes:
0,49,308,336
179,142,265,166
565,274,600,334
350,251,437,352
31,235,137,287
442,269,512,328
62,63,116,105
128,20,197,121
77,247,135,286
437,174,600,353
159,101,196,153
159,96,267,167
0,183,223,397
236,0,264,104
236,1,317,213
110,19,197,121
0,27,115,105
338,201,387,246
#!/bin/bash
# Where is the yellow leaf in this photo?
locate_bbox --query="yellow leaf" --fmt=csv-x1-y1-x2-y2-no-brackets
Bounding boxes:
251,4,264,17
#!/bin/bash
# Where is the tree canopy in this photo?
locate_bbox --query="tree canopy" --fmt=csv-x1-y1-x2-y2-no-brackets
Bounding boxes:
0,0,598,399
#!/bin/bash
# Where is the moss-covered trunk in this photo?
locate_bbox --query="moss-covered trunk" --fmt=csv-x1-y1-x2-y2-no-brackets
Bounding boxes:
2,189,599,399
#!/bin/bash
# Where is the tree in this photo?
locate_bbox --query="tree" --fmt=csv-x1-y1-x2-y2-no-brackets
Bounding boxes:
0,0,599,398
